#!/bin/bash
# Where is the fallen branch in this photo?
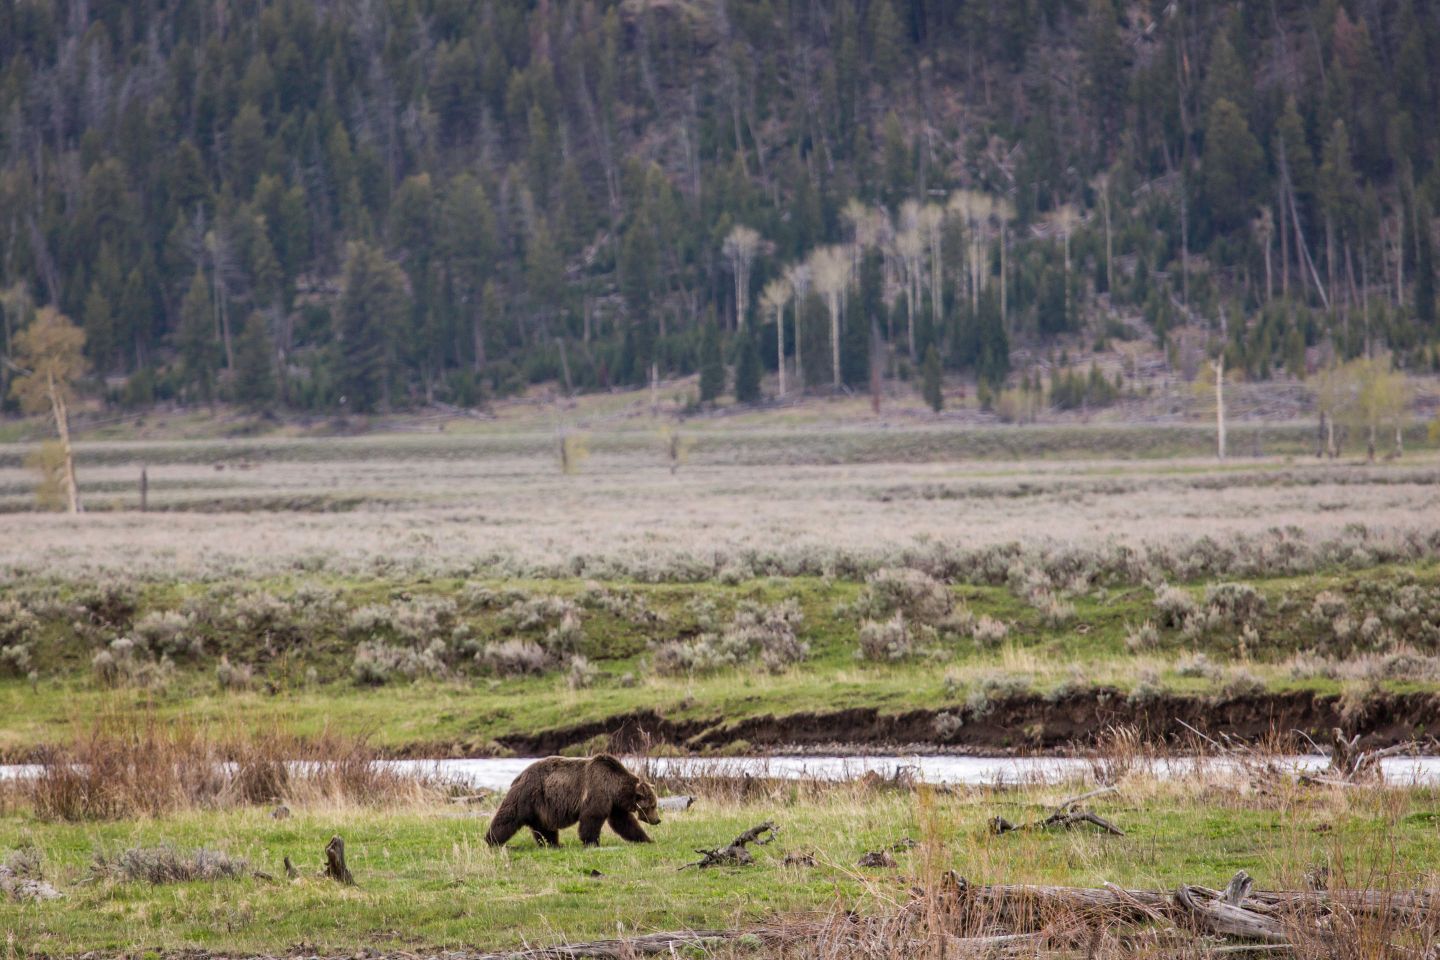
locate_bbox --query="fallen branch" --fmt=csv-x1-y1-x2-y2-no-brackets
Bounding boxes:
1327,728,1424,782
990,807,1124,836
682,820,777,869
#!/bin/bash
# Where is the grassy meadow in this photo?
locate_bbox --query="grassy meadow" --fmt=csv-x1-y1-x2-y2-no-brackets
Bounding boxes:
6,769,1439,955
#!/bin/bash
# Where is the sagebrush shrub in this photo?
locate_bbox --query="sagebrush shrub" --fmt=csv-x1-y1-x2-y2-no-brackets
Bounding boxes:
1153,585,1197,628
855,569,953,623
566,655,598,690
651,599,807,675
133,610,201,659
477,639,548,677
857,613,917,662
351,639,447,685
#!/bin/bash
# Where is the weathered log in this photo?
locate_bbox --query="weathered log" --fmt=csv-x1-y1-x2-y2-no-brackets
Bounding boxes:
682,820,776,869
945,875,1436,930
324,835,354,885
1174,884,1291,944
658,795,694,812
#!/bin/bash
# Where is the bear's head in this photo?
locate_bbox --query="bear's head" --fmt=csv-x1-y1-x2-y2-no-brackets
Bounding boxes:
633,780,662,825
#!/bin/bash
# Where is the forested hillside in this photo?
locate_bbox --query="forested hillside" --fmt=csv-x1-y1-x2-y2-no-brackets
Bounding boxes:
0,0,1437,413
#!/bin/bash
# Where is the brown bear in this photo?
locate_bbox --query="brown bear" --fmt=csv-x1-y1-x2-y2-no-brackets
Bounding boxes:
484,754,662,848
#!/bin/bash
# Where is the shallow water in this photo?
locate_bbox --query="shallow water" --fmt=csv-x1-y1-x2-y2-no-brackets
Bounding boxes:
7,755,1439,791
383,754,1440,792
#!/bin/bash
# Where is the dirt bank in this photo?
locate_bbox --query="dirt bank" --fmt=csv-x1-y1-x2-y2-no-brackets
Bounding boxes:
454,689,1440,758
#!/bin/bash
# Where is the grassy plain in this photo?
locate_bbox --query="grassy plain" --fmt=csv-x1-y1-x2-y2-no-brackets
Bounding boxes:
5,776,1438,955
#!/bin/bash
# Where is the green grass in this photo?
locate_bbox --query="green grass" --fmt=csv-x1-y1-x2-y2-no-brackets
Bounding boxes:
4,781,1436,955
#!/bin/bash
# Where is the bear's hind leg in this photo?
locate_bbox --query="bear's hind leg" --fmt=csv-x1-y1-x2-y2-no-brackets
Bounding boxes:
607,810,653,843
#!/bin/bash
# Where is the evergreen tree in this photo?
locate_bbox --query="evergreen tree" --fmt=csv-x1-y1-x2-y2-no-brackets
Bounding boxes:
1037,268,1069,335
698,320,724,403
177,270,216,401
1417,211,1436,333
733,330,762,404
841,313,870,391
233,311,276,408
866,0,906,89
1084,0,1125,144
1202,98,1264,233
336,243,406,413
799,292,830,388
922,344,943,412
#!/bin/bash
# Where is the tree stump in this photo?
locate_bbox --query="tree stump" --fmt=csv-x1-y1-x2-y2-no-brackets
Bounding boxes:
324,835,355,885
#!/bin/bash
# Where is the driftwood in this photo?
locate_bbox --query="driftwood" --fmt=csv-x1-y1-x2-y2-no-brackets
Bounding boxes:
324,835,355,885
990,785,1124,836
682,820,776,869
657,795,694,812
942,870,1436,946
1324,728,1422,781
283,855,299,880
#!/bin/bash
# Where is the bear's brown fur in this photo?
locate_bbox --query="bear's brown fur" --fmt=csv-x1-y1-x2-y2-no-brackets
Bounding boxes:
483,754,662,848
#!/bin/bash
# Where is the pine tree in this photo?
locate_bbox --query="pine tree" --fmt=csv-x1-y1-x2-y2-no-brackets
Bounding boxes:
733,330,762,404
698,320,724,403
234,312,276,408
1202,98,1264,233
922,344,943,412
1417,211,1436,332
177,270,216,401
336,243,406,413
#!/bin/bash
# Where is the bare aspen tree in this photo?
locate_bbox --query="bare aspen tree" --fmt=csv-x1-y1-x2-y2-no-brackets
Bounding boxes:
1216,309,1228,460
894,202,924,362
7,306,87,512
1049,204,1079,320
1254,208,1275,303
722,224,760,332
993,198,1015,326
1095,172,1114,296
761,277,791,397
918,203,945,336
1215,350,1226,460
784,262,810,391
204,226,237,370
841,199,871,277
809,245,849,389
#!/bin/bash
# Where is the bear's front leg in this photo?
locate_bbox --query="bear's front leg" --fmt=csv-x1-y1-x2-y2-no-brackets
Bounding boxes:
607,810,652,843
578,813,606,846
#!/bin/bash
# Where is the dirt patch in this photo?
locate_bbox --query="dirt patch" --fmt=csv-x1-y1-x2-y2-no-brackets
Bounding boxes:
488,690,1440,757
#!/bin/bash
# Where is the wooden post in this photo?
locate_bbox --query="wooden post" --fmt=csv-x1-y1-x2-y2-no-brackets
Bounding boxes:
139,467,148,512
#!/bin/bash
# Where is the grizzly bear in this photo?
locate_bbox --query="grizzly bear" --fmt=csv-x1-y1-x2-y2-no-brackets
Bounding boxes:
484,754,662,848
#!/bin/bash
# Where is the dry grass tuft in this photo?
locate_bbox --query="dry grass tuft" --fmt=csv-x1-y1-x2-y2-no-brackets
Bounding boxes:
9,718,439,821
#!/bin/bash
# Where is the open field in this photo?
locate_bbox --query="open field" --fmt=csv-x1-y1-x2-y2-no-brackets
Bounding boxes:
2,424,1440,757
1,429,1439,581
